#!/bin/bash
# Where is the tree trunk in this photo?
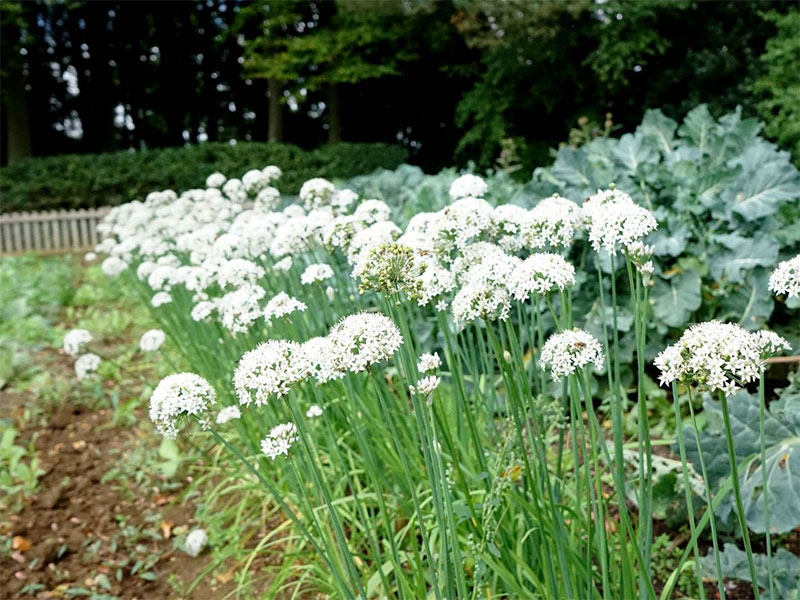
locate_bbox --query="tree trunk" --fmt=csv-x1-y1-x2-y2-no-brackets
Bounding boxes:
268,79,283,142
3,80,31,163
327,83,342,143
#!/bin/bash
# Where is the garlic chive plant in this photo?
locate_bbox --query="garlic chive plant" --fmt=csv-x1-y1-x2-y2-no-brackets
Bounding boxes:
88,164,795,599
656,323,791,600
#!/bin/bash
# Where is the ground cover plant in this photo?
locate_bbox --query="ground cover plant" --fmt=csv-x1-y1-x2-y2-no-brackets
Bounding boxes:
0,255,294,598
76,119,800,599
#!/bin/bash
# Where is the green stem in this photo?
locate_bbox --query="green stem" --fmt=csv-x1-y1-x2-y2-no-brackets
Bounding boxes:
720,392,760,600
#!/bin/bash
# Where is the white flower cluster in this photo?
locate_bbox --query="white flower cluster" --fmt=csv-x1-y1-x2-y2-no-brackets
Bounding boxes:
234,312,403,405
64,328,93,357
75,353,101,380
263,292,307,322
235,340,308,405
301,263,334,285
299,178,336,210
306,404,323,418
149,373,217,438
769,254,800,299
508,253,576,301
139,329,166,352
583,189,658,255
654,321,791,396
261,422,299,460
541,329,605,382
449,174,488,201
328,313,404,373
410,375,441,401
418,352,442,373
216,405,241,424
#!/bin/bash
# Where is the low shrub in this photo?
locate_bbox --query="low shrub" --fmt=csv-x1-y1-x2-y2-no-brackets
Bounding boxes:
0,142,408,213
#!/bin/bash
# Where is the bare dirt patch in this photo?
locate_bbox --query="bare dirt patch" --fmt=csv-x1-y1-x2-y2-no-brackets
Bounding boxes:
0,399,231,600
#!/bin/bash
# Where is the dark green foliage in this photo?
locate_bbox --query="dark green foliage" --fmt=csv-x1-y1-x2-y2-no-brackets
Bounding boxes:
684,373,800,536
0,142,408,213
530,105,800,344
701,543,800,598
751,9,800,159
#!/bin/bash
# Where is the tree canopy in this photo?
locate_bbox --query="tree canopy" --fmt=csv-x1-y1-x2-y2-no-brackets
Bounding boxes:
1,0,796,171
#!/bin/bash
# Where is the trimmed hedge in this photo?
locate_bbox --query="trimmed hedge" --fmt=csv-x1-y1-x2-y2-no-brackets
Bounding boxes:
0,142,409,213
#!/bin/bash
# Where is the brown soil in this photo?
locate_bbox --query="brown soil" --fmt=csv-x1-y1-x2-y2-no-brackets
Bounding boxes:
0,398,232,600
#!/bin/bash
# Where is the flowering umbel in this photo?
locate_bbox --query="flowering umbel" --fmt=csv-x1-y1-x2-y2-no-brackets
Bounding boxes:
769,254,800,299
261,422,300,460
541,329,605,382
654,321,791,396
149,373,217,438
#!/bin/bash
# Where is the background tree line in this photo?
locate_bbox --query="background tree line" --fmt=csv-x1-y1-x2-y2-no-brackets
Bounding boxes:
1,0,797,173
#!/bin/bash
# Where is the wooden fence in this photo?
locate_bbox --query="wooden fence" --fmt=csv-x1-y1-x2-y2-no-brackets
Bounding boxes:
0,207,111,254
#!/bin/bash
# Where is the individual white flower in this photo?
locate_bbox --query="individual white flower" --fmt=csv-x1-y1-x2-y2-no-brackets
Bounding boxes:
509,253,576,301
301,263,335,285
769,254,800,299
149,373,216,438
206,172,227,188
234,340,308,405
84,251,97,262
139,329,166,352
541,329,604,382
326,286,336,302
328,312,403,373
410,375,441,400
75,353,101,380
216,405,242,424
64,329,93,357
583,189,658,255
299,177,336,210
263,292,307,322
274,256,293,272
306,404,323,418
101,256,128,277
523,195,583,249
185,528,208,557
449,174,488,201
152,292,172,307
654,321,782,396
261,422,299,460
417,352,442,373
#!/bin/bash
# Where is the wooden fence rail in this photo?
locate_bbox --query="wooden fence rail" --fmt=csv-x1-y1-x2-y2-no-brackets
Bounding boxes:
0,207,111,254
